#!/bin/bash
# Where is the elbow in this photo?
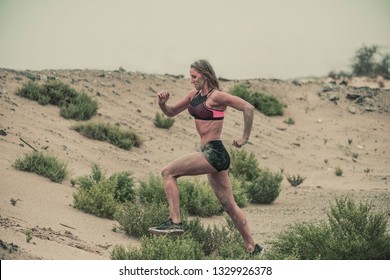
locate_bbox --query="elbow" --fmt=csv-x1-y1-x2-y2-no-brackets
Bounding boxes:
159,105,175,117
245,103,255,114
164,109,176,117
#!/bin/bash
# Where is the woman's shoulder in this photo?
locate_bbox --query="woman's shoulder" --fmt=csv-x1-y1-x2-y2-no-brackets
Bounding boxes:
209,89,247,108
209,89,231,101
207,89,232,109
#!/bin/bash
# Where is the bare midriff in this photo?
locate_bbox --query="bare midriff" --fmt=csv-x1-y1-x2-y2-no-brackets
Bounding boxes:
195,119,224,146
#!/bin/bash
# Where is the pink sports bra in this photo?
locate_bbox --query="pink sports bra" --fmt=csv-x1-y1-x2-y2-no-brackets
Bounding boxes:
188,90,225,120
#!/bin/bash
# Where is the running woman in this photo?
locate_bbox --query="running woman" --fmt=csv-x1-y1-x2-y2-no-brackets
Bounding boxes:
152,59,262,254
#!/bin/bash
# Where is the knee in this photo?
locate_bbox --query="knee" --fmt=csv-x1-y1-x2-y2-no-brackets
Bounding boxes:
161,166,169,178
161,166,176,181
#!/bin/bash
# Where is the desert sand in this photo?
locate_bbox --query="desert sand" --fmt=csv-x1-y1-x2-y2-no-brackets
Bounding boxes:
0,68,389,259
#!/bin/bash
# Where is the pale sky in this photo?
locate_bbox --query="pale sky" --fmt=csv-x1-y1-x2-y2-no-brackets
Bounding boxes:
1,0,389,79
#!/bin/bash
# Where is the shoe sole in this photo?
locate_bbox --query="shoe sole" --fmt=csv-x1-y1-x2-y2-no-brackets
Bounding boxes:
148,227,184,236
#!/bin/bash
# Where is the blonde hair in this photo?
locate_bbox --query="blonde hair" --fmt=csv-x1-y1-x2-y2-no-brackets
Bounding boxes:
190,59,220,90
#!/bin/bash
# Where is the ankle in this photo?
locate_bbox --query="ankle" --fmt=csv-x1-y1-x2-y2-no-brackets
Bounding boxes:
169,218,181,224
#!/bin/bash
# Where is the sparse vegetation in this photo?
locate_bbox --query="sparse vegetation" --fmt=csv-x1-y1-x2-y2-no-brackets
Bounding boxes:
111,233,205,260
71,122,142,150
179,179,223,216
25,229,33,243
229,148,282,204
154,112,175,129
72,164,136,218
60,94,99,120
229,148,261,182
284,118,295,125
246,168,283,204
364,168,372,174
329,44,390,79
16,80,98,120
3,65,390,261
111,217,257,260
115,201,170,238
13,151,69,183
286,174,306,187
335,166,343,176
137,174,241,216
352,45,390,79
230,84,284,116
10,198,19,206
137,174,167,205
265,197,390,259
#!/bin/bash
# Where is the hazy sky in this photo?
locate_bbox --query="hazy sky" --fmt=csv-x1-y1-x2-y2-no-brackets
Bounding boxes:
1,0,389,79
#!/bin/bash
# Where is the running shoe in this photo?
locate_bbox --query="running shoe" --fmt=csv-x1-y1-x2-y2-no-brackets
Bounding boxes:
250,244,263,256
149,218,184,235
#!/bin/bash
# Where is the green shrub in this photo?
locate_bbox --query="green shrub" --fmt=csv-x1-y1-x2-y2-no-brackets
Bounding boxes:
179,177,248,216
138,175,244,217
13,151,68,183
72,122,142,150
246,168,283,204
230,84,284,116
229,148,261,182
73,179,119,219
137,174,167,205
111,217,259,260
41,80,79,106
16,81,45,103
111,234,205,260
60,93,98,120
352,45,378,77
154,112,175,129
335,166,343,176
251,91,284,116
110,172,136,203
326,197,390,259
16,80,98,120
183,217,252,259
286,174,306,187
229,84,252,101
349,44,390,79
115,201,169,238
229,148,281,204
265,221,329,260
75,163,103,190
182,218,218,256
265,197,390,259
179,179,223,217
73,165,136,218
284,118,295,125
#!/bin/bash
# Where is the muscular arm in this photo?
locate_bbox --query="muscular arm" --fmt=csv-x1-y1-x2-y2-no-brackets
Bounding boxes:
157,90,195,117
240,102,254,141
211,91,255,147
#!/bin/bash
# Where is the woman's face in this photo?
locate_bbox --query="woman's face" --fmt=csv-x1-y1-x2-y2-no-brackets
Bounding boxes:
190,67,205,90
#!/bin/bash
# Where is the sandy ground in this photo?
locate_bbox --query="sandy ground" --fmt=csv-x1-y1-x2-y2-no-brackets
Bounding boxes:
1,68,389,259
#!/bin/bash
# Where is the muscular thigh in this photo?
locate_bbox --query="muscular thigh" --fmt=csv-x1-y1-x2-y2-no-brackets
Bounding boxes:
163,152,217,178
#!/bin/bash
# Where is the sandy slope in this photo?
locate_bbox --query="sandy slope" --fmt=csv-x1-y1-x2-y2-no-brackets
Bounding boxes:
1,68,389,259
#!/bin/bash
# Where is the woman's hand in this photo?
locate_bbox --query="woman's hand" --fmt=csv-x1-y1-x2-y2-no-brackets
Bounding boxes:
157,90,170,105
232,137,248,148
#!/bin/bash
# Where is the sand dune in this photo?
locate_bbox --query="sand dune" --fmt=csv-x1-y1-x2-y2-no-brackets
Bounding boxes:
1,68,389,259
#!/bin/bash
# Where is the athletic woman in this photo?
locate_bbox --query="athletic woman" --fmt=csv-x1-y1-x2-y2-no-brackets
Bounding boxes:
152,59,262,254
